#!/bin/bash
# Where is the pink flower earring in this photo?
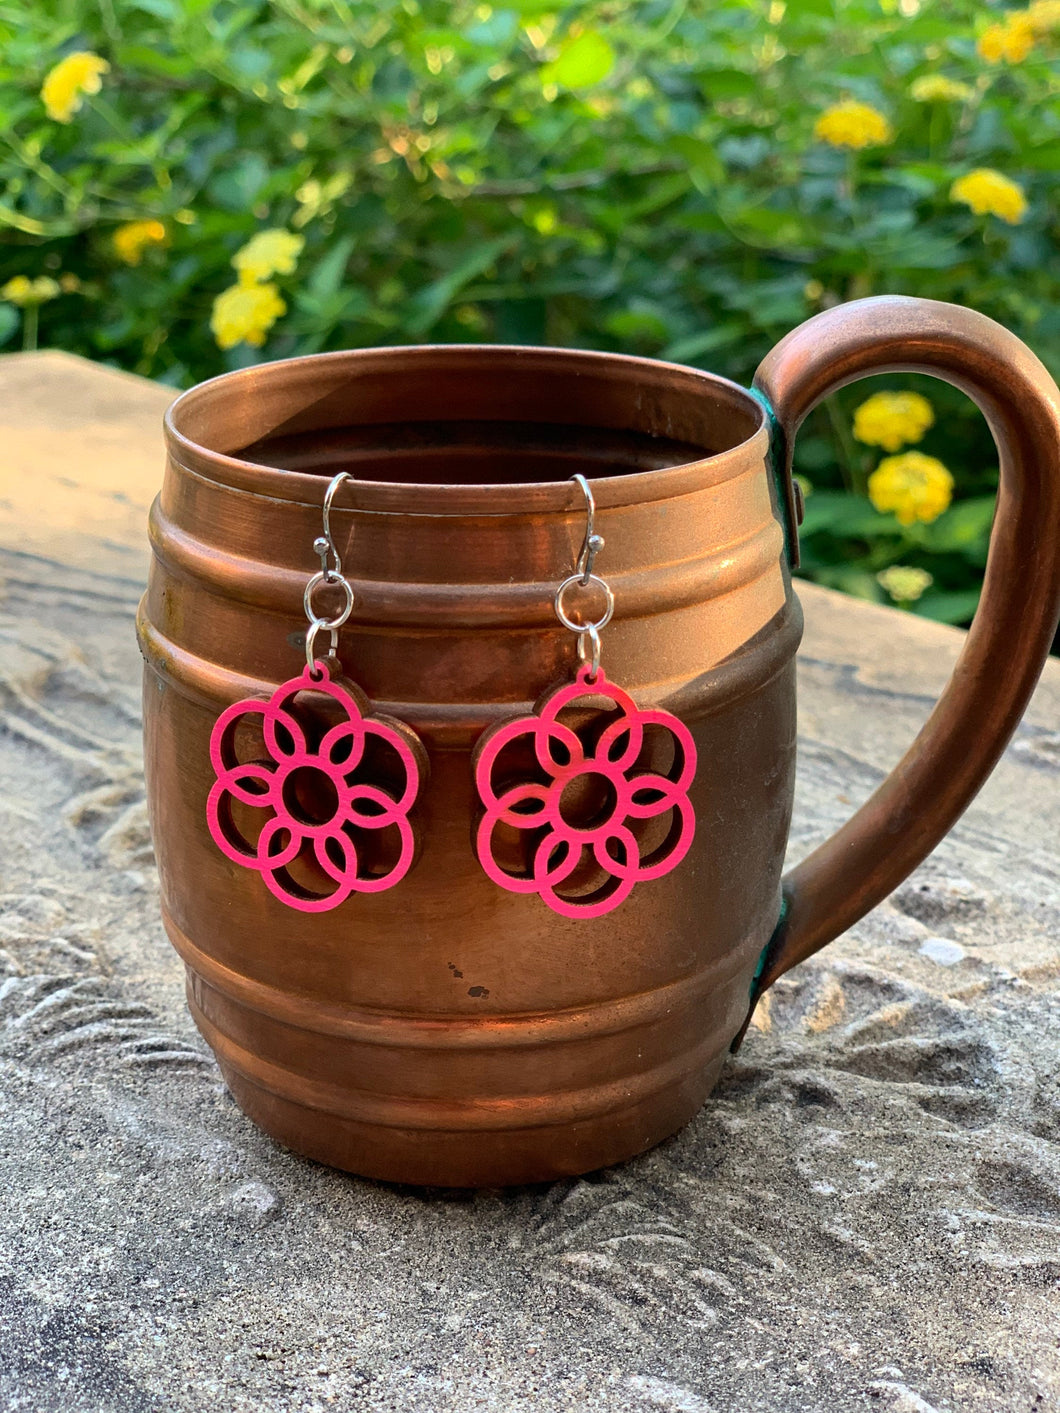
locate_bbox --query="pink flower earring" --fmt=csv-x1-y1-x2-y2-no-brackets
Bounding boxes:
472,475,697,919
206,473,427,912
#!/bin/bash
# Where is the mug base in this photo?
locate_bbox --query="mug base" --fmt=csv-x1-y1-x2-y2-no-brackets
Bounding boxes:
213,1051,726,1188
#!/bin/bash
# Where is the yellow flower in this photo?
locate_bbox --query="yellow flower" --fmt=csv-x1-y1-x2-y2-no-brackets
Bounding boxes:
1,275,60,306
1027,0,1060,32
210,281,286,350
977,15,1035,62
951,168,1028,223
877,565,934,603
813,100,893,150
232,229,305,285
910,74,974,102
112,219,167,266
853,391,935,452
868,452,954,526
1,276,33,305
40,51,109,123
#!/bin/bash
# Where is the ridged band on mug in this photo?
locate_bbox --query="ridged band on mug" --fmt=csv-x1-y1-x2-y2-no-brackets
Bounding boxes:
138,592,802,743
165,906,760,1052
185,973,753,1132
147,488,783,628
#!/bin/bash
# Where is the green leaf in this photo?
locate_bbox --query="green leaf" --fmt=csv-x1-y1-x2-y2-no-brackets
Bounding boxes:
604,305,670,344
814,567,883,602
405,236,516,337
493,297,547,343
115,45,196,79
615,171,691,221
0,302,19,348
661,323,743,364
799,492,899,539
917,496,995,552
718,199,815,252
306,237,355,302
699,68,759,101
914,587,981,625
1026,141,1060,171
292,286,370,339
226,46,272,83
126,0,180,17
668,135,725,186
207,154,270,212
791,435,835,472
784,0,834,15
465,11,519,46
541,31,615,89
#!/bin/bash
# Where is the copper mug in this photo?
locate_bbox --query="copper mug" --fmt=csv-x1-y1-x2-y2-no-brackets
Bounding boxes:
138,296,1060,1187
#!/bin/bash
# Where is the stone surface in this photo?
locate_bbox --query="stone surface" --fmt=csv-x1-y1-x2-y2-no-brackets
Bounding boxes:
1,350,1058,1413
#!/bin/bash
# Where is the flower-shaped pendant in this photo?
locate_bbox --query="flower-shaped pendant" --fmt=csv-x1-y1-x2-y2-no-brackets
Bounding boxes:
206,661,426,912
474,664,696,918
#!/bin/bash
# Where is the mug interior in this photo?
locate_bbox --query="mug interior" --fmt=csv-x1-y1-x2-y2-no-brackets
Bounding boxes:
167,345,764,495
240,417,710,487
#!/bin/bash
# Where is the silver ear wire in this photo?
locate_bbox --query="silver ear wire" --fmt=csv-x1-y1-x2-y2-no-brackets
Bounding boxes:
553,474,613,681
304,472,355,675
573,472,605,584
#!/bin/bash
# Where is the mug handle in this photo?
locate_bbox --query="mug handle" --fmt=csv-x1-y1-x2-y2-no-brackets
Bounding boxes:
742,295,1060,1026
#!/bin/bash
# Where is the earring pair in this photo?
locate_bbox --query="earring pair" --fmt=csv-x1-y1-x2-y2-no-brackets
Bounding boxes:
205,473,696,916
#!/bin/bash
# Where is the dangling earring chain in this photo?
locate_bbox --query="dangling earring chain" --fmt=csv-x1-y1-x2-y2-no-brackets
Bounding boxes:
303,471,356,677
552,473,614,681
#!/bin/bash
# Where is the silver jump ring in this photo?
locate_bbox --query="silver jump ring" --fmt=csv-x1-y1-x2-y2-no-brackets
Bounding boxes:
576,623,602,679
304,620,331,676
554,572,615,635
303,570,355,630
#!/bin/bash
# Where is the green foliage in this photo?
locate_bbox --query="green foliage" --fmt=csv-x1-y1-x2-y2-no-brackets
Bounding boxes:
3,0,1059,625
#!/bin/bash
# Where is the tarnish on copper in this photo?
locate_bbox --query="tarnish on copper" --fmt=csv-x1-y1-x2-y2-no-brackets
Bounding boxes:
138,306,1060,1186
747,385,800,570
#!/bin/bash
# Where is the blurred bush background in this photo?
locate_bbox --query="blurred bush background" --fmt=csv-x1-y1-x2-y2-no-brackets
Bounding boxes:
2,0,1059,626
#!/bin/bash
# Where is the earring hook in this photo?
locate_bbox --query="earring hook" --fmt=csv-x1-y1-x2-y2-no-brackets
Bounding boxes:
554,474,613,682
572,473,605,585
313,471,351,581
304,472,355,676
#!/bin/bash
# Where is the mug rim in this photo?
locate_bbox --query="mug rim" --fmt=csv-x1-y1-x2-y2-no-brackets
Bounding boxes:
164,343,770,516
